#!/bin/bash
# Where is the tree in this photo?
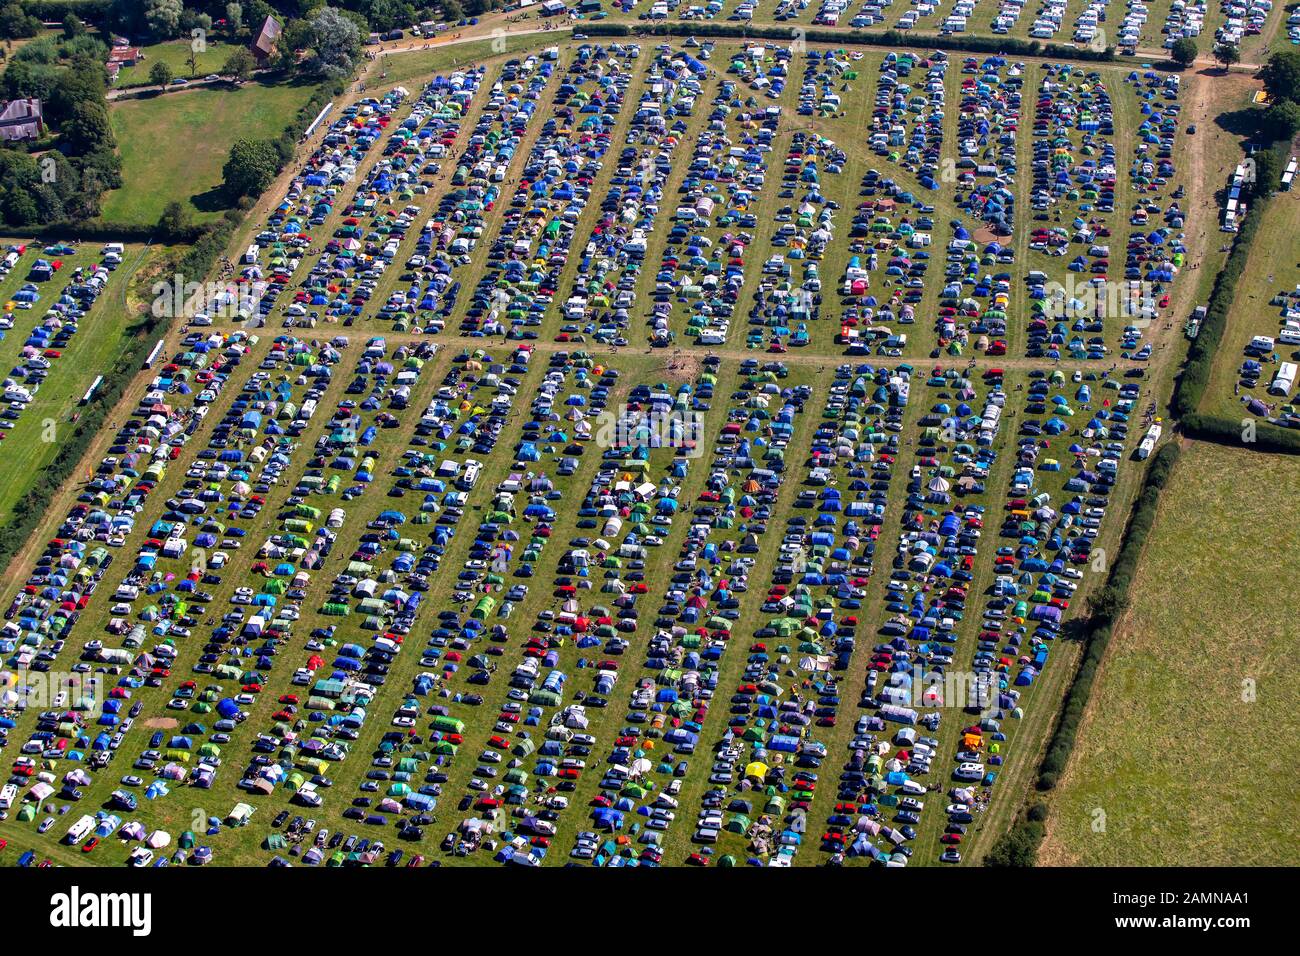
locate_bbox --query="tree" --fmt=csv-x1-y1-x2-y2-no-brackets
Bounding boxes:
303,6,362,80
0,150,40,191
3,59,62,103
984,821,1045,867
1261,50,1300,105
225,2,245,35
32,183,65,223
63,177,103,220
77,146,122,190
109,0,147,37
0,3,40,40
1261,99,1300,141
144,0,184,40
1252,149,1281,197
365,0,417,31
180,10,213,36
0,188,39,227
0,151,42,225
224,46,257,82
157,200,193,239
1170,37,1198,69
1214,43,1240,73
48,62,106,125
442,0,464,21
61,100,115,155
223,138,280,198
60,34,107,63
246,0,274,30
273,17,312,74
61,12,87,40
150,60,174,87
35,151,77,200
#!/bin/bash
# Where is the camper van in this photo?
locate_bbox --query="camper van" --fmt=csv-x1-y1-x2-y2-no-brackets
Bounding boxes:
1136,422,1162,460
64,814,96,845
457,459,481,491
0,783,16,810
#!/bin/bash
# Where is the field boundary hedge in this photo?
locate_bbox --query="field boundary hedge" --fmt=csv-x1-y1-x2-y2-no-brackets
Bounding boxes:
16,222,206,244
984,442,1182,866
584,21,1115,61
1181,410,1300,452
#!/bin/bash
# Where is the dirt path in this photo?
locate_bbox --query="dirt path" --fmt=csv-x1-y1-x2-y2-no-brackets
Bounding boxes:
336,329,1165,372
355,16,569,89
1143,68,1259,363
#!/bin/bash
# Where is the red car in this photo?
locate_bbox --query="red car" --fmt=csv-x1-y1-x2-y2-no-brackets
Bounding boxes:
82,837,100,853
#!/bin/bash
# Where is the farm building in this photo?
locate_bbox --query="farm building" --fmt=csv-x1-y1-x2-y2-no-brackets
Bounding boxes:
252,15,284,65
0,99,42,142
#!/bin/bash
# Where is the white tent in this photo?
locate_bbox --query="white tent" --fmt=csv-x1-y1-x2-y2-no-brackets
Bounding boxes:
27,781,54,803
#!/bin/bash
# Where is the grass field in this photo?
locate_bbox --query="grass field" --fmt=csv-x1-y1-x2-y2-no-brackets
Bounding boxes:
101,79,317,226
1203,185,1300,422
365,33,563,89
1041,440,1300,866
113,39,244,88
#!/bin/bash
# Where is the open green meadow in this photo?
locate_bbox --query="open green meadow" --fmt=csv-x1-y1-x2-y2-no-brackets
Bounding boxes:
113,39,245,88
1041,440,1300,866
102,80,318,226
